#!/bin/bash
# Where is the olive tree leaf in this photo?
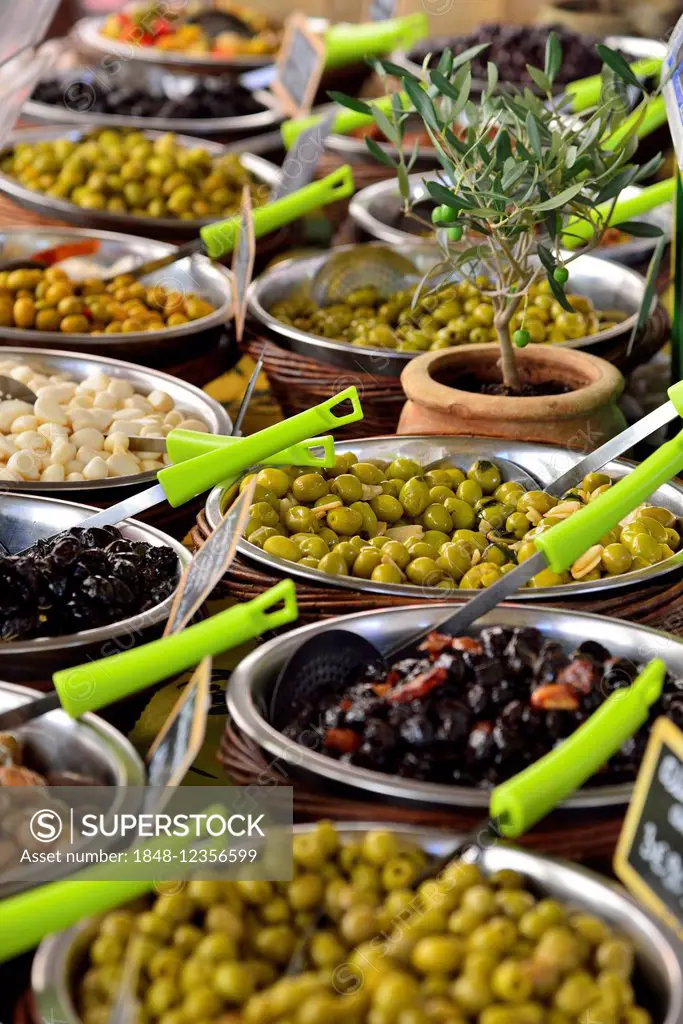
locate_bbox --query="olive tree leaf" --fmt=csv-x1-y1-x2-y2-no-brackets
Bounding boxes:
451,69,472,121
594,166,640,203
596,44,644,90
612,220,664,237
437,46,453,76
526,65,553,94
406,137,421,172
429,68,461,101
526,110,543,159
534,183,585,210
634,152,664,181
364,136,396,168
495,129,512,166
544,31,562,83
565,144,578,169
486,61,498,97
450,42,490,72
374,58,419,81
397,162,410,202
404,78,440,132
536,243,556,274
548,273,574,311
326,92,371,115
502,162,529,192
425,180,464,210
371,105,399,145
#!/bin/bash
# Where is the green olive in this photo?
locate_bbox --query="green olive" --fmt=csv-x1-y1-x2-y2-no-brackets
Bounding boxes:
381,540,410,568
421,503,453,533
468,459,502,494
331,473,363,503
495,481,526,503
456,479,484,505
399,478,431,517
263,535,300,562
506,511,531,539
350,461,385,485
406,541,440,560
406,556,442,585
436,542,471,579
371,494,404,523
353,547,383,578
423,529,451,549
248,501,280,529
284,506,318,533
293,534,329,560
349,500,379,536
582,472,611,493
387,457,423,480
327,506,363,536
317,552,348,576
442,497,476,529
292,472,329,503
459,564,502,588
516,490,557,515
623,532,662,563
371,561,404,584
332,540,358,565
452,529,487,553
601,543,632,575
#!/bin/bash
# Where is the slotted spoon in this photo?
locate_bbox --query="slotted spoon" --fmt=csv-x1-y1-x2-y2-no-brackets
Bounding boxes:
310,246,420,306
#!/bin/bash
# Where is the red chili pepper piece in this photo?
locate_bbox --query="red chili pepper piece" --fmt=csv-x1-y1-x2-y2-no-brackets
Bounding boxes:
556,657,599,695
387,666,448,704
530,683,579,711
324,729,361,754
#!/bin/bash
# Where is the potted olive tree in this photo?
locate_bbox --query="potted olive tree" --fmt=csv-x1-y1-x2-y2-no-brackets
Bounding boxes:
334,39,664,444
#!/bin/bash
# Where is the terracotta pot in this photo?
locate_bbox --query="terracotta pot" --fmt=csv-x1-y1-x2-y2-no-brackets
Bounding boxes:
398,344,627,448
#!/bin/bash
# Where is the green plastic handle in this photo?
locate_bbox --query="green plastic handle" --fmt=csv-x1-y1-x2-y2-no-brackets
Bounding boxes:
490,659,666,837
603,95,668,151
324,14,428,69
200,165,355,258
52,580,298,717
0,804,226,963
156,386,362,507
281,92,409,150
165,429,336,468
669,380,683,416
566,56,662,112
561,176,674,248
536,426,683,572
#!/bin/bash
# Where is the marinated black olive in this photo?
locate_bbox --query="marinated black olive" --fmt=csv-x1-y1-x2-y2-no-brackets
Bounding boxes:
0,527,178,641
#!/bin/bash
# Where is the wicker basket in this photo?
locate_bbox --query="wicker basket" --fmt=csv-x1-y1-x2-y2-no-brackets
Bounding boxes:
244,337,406,438
192,508,683,635
219,721,621,866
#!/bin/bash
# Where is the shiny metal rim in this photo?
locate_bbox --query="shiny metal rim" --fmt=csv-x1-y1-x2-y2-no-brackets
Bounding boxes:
0,492,190,659
349,176,673,264
227,603,683,810
247,242,645,375
0,125,281,241
206,435,683,601
0,343,231,494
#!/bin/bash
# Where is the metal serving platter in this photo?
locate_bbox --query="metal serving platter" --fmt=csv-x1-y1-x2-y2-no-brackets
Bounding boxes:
23,65,281,137
0,345,231,496
0,126,281,241
72,13,279,72
0,681,144,898
393,33,668,92
32,821,683,1024
247,242,646,376
228,604,683,812
350,177,673,266
206,436,683,602
0,493,190,680
0,226,232,354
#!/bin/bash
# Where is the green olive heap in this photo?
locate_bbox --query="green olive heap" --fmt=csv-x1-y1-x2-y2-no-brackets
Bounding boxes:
269,277,626,352
0,266,215,334
230,454,680,590
1,130,268,220
76,824,652,1024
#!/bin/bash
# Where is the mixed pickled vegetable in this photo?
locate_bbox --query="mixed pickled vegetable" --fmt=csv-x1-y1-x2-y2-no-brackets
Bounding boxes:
269,276,625,352
1,130,269,221
231,453,681,591
75,823,653,1024
0,266,216,336
283,627,683,787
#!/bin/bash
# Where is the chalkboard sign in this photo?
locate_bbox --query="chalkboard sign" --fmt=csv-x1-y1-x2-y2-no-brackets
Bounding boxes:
271,12,325,118
663,17,683,169
614,716,683,941
146,657,212,795
163,477,256,637
274,109,336,200
231,185,255,344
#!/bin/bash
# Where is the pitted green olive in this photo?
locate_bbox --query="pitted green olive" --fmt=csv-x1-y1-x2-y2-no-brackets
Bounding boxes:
371,494,404,523
331,474,363,504
292,473,329,503
327,507,364,536
467,460,502,494
399,478,431,517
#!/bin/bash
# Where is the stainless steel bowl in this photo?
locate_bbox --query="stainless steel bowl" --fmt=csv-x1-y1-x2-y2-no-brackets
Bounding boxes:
393,33,668,90
0,345,231,495
0,226,233,354
228,604,683,811
32,822,683,1024
350,177,673,266
0,492,190,680
0,681,144,897
325,113,442,170
206,436,683,601
72,14,278,72
23,65,281,137
0,126,281,240
247,242,646,376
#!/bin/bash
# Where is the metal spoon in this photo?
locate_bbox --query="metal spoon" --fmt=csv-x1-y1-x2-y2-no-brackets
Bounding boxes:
0,377,36,403
310,246,420,306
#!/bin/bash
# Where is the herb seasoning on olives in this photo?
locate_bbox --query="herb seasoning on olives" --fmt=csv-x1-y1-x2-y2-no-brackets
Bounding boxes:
0,526,179,641
231,454,681,592
282,628,683,788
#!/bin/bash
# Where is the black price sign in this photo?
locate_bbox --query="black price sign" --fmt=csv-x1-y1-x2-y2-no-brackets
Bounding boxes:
232,185,255,344
146,657,212,793
614,717,683,940
272,12,325,118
